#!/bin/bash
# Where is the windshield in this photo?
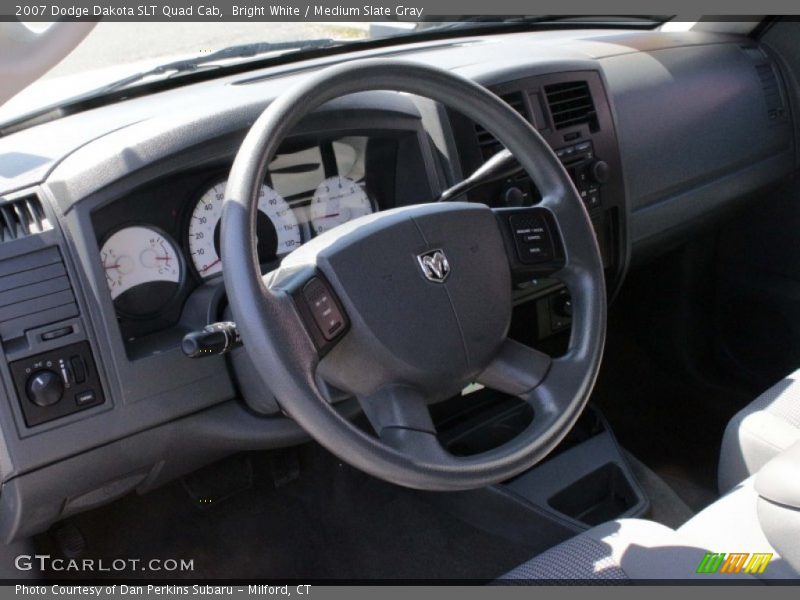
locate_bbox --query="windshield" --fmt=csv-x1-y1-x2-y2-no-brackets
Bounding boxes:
36,22,373,81
1,17,665,131
31,18,664,82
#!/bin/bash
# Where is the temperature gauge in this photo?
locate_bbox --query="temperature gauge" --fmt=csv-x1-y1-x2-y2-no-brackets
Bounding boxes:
100,226,182,317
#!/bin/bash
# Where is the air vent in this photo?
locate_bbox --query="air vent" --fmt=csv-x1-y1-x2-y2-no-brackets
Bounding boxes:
755,62,786,122
0,246,78,342
474,91,527,160
0,194,52,243
544,81,598,132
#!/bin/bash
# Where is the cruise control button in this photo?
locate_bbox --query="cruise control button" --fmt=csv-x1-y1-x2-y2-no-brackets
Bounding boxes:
509,214,554,265
303,278,346,341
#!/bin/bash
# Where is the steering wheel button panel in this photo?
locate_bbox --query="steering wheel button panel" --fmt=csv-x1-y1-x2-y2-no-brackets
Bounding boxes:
509,214,553,264
303,278,346,341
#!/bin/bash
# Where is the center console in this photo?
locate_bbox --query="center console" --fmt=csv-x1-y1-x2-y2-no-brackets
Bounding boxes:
433,389,649,534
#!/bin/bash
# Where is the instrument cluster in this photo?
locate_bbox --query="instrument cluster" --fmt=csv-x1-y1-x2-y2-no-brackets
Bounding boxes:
94,135,384,334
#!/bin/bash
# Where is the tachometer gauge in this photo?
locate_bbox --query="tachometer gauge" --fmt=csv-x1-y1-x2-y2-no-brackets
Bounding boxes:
100,226,182,317
188,181,302,279
309,176,373,235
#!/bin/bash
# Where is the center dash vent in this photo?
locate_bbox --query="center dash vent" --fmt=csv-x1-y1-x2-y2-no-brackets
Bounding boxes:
0,194,52,243
544,81,598,132
755,62,786,122
474,91,527,160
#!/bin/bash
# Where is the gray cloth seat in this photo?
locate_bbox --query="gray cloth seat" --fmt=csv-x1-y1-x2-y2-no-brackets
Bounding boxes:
499,374,800,582
500,477,796,582
719,369,800,493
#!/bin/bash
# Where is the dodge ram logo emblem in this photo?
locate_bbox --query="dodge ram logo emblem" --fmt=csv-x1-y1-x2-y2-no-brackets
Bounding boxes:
417,249,450,283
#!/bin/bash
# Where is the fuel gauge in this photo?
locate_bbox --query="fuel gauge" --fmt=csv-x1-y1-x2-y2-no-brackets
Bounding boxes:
100,226,183,317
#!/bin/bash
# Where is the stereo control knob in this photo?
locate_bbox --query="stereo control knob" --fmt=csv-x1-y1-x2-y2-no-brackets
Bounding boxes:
504,186,526,207
590,160,610,184
26,370,64,407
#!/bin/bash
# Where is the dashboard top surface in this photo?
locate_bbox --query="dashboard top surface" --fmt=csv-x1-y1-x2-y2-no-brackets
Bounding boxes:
0,28,742,196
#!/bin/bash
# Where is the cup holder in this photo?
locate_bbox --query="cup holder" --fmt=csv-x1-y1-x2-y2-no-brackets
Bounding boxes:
547,463,638,526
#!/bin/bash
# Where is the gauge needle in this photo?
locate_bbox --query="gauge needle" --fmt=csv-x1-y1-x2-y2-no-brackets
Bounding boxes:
104,264,120,270
320,213,340,219
201,258,221,273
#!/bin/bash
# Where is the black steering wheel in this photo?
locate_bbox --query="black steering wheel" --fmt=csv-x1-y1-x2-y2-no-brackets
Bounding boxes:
221,60,606,491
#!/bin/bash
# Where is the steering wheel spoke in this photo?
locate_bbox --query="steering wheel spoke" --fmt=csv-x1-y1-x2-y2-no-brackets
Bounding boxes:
358,385,435,434
359,387,453,463
477,338,552,397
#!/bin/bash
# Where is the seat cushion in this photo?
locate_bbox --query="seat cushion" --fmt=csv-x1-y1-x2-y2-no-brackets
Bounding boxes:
498,519,724,582
718,370,800,493
678,476,796,580
500,479,796,582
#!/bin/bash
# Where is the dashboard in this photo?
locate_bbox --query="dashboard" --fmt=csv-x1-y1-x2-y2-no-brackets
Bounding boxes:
0,27,795,542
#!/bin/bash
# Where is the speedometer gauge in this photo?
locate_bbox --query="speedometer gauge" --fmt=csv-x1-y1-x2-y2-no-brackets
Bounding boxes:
100,226,182,317
309,176,373,235
188,181,302,279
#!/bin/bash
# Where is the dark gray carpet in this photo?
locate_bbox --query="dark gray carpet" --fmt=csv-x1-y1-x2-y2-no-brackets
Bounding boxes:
35,445,535,581
623,450,695,529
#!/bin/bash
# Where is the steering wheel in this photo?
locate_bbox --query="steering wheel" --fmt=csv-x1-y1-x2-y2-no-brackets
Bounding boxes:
221,60,606,491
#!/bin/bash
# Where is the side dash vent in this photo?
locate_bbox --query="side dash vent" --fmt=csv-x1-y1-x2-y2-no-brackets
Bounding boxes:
0,247,78,342
755,62,787,122
0,194,52,243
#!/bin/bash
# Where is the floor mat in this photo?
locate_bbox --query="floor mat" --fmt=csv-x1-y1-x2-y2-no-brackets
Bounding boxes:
35,445,535,581
591,287,746,513
623,451,695,529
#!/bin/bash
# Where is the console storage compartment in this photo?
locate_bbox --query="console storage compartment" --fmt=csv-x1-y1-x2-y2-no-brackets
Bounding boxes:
547,462,638,526
434,391,648,530
503,408,648,528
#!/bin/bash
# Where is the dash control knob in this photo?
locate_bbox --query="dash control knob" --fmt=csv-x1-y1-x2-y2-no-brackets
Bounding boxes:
26,369,64,407
590,160,610,184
